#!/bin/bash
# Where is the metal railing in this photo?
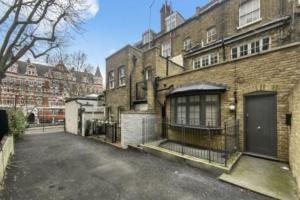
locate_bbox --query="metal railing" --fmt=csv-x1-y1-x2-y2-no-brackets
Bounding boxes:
136,80,147,101
105,122,118,143
142,118,239,166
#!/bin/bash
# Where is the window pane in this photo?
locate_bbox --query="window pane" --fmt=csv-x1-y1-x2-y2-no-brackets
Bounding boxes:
262,38,270,51
232,47,238,59
206,95,219,127
189,105,200,126
177,105,186,124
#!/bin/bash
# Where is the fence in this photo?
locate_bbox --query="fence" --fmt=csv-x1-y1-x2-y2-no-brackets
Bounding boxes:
142,118,161,144
142,118,239,166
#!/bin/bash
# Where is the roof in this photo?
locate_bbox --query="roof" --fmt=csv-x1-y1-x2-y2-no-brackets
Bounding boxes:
95,66,102,77
65,96,99,103
169,82,227,95
14,60,99,84
17,60,51,76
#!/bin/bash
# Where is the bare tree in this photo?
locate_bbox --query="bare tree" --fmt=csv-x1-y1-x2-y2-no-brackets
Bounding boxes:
0,0,96,80
45,50,96,97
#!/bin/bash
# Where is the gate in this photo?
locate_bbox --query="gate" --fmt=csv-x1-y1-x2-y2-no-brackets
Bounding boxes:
105,123,118,143
0,110,8,141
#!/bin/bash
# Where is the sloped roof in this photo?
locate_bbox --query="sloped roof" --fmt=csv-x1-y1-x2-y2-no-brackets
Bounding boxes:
170,82,227,95
15,60,98,84
95,66,102,77
17,60,51,76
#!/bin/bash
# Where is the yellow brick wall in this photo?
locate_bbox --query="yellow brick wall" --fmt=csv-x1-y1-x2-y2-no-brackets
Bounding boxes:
157,44,300,161
289,82,300,197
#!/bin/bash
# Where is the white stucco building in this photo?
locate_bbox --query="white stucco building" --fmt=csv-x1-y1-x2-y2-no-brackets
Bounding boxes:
65,94,105,136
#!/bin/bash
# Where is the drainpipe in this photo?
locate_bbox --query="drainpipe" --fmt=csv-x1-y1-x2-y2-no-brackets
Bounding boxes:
129,55,137,110
166,56,169,76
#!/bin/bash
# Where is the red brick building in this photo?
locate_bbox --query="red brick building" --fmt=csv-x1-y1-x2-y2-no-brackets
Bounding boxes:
0,59,103,124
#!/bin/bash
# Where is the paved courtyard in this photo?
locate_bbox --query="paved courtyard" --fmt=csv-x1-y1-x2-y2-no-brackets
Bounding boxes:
0,131,271,200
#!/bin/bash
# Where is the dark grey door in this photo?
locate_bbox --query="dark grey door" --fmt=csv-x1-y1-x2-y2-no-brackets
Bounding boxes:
245,92,277,157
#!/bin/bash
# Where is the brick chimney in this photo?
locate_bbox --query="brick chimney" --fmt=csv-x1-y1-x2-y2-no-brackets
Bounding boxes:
160,1,171,32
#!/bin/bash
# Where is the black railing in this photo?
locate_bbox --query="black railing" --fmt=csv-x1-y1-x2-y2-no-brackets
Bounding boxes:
105,122,118,143
142,118,239,166
136,80,147,101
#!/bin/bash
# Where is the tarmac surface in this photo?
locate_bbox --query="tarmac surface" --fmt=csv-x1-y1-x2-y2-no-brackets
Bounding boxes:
0,130,271,200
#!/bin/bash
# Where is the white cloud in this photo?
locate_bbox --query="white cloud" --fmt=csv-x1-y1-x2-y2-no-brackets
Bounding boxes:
107,49,117,56
87,0,99,18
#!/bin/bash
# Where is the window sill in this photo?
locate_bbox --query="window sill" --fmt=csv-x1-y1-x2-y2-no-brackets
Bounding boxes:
117,85,126,89
237,18,262,30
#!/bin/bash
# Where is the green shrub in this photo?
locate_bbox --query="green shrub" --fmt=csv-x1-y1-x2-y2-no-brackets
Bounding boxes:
8,108,26,138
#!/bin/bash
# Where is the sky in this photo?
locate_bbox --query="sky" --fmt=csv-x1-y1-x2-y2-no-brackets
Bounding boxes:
66,0,209,76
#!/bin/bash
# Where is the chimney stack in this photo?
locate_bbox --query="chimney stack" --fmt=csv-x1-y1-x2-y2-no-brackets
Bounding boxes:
160,1,171,32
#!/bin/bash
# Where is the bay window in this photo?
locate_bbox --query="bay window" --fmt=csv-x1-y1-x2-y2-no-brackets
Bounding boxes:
171,94,220,128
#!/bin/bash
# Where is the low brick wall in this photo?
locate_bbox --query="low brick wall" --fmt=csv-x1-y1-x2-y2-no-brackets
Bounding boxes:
121,112,157,148
289,83,300,197
0,135,14,186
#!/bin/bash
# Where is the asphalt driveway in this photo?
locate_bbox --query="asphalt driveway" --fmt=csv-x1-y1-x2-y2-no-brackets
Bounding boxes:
0,131,271,200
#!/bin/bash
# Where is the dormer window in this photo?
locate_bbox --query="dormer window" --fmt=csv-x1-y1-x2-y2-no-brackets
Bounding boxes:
207,27,217,44
165,12,184,32
239,0,261,27
143,31,155,45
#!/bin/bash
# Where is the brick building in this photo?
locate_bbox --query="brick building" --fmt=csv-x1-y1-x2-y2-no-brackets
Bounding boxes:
0,59,103,124
105,0,300,189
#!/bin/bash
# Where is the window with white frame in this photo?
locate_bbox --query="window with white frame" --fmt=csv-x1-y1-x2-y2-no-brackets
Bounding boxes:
144,67,152,80
210,53,219,65
231,37,271,60
240,44,248,57
201,55,210,67
165,13,177,31
108,71,114,89
239,0,260,27
193,57,201,69
193,53,219,69
183,38,192,51
161,40,171,57
118,66,126,86
207,27,217,43
143,31,154,45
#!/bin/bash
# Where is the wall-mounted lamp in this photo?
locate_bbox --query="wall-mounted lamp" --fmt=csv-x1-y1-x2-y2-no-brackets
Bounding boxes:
229,98,236,112
229,104,236,112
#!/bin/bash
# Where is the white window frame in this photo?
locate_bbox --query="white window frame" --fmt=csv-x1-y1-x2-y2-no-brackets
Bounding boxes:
239,0,261,28
165,14,177,32
145,67,152,80
108,71,115,89
118,66,126,86
183,38,192,51
193,53,219,69
193,57,202,69
207,27,217,44
231,37,271,60
161,40,171,58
